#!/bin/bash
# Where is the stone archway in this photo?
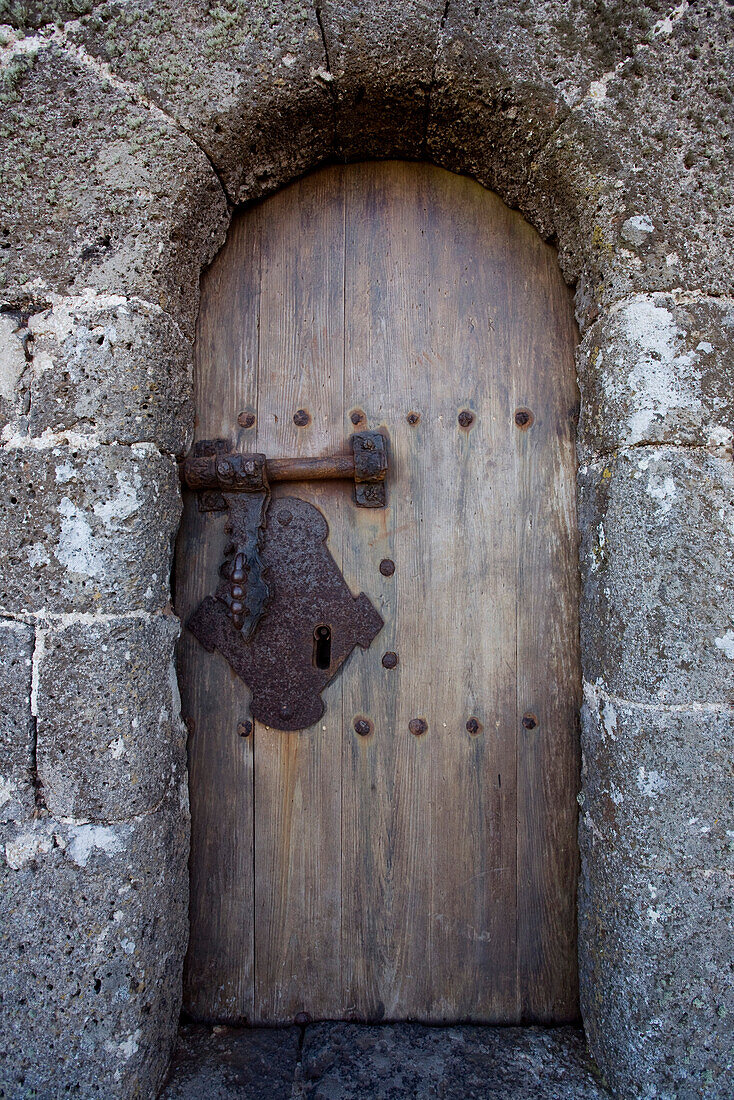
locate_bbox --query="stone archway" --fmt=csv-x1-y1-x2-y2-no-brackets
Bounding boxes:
0,3,731,1097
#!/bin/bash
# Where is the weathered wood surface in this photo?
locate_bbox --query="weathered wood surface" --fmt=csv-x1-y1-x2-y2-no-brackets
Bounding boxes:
252,171,346,1024
177,207,262,1022
177,161,580,1025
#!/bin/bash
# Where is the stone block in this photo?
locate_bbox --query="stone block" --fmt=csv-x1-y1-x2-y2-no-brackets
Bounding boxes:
23,293,194,455
0,43,227,334
580,687,734,871
36,613,185,822
319,0,444,160
579,446,734,704
430,3,733,329
0,619,35,823
0,311,30,433
0,443,180,615
579,862,733,1098
428,0,627,207
525,2,734,321
66,0,333,205
578,295,734,461
0,788,189,1099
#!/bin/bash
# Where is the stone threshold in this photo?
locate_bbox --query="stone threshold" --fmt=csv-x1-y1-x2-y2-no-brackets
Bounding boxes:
160,1022,611,1099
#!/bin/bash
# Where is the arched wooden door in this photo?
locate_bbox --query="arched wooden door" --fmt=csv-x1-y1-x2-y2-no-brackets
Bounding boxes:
176,161,580,1026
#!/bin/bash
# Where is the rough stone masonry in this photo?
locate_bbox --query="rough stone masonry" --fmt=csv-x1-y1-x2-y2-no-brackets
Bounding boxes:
0,1,732,1097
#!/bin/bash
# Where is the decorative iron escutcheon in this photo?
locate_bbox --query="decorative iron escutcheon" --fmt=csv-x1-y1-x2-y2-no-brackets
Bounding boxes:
182,432,387,731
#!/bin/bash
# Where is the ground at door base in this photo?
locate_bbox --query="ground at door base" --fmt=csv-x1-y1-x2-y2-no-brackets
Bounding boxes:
160,1022,611,1099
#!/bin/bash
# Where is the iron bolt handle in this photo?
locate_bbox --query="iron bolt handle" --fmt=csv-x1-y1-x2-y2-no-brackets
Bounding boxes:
182,431,388,508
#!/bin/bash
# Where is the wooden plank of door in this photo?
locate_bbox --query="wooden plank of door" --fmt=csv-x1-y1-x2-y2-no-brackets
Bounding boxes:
340,162,519,1020
420,168,521,1021
339,162,433,1019
513,239,581,1022
178,211,262,1021
253,169,347,1023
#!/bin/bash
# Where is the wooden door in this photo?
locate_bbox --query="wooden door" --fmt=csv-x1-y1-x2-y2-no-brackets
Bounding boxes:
176,161,580,1026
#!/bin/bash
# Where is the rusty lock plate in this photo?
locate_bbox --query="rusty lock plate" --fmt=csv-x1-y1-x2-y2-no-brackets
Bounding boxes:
183,431,387,730
188,497,383,730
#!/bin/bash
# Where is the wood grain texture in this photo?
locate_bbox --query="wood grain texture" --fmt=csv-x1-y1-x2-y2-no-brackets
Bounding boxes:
340,164,434,1020
253,170,346,1024
178,161,580,1024
177,207,262,1022
513,239,581,1023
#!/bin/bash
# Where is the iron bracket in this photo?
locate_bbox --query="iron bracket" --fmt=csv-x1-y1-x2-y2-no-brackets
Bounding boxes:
182,431,388,511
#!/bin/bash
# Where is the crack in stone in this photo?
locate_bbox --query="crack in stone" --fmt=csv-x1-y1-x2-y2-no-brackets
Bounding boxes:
582,438,732,465
314,4,333,78
1,608,179,630
15,611,185,829
15,794,178,834
18,288,187,326
0,289,53,317
2,417,188,461
582,678,733,715
0,430,183,465
291,1024,307,1094
28,714,48,816
51,776,184,828
601,289,734,317
422,0,451,157
28,628,48,815
0,307,34,422
314,4,339,156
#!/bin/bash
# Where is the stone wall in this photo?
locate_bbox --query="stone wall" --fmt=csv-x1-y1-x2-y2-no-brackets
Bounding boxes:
1,1,732,1096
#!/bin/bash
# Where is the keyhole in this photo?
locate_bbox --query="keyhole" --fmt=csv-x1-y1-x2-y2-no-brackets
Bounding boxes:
313,625,332,669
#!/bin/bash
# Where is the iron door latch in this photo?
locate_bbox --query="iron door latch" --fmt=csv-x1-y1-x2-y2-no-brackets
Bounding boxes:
183,430,387,509
181,432,387,731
